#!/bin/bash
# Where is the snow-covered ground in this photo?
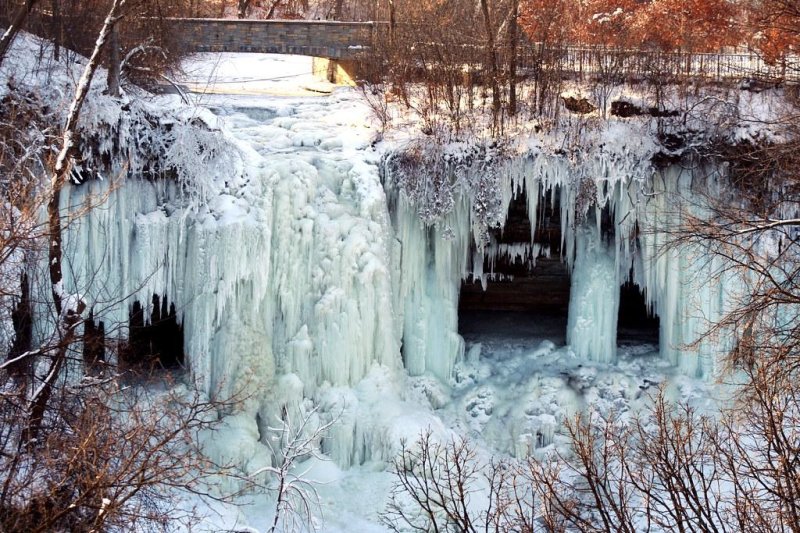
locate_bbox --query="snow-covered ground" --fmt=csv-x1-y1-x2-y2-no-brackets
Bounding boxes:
175,53,335,97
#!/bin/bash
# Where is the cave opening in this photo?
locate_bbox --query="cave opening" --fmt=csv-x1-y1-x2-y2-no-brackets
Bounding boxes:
122,294,185,371
617,281,660,345
458,189,570,344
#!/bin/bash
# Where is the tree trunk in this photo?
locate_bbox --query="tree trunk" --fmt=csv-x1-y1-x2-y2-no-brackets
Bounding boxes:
238,0,250,18
479,0,501,127
107,24,121,97
265,0,280,19
26,0,127,443
388,0,396,46
0,0,39,68
51,0,61,61
508,0,518,116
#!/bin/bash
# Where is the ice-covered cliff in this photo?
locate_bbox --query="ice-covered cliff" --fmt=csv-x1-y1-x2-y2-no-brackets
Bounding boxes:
385,143,736,381
52,104,740,476
7,40,761,476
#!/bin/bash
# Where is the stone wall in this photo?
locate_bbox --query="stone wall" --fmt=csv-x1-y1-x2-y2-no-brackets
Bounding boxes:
171,19,374,59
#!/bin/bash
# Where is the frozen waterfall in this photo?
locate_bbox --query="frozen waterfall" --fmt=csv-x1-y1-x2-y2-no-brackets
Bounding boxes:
44,98,744,469
384,151,737,381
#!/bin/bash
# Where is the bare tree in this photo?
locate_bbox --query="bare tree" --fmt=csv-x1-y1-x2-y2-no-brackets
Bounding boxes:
22,0,129,446
0,0,40,67
382,429,482,532
0,2,248,529
0,374,242,532
252,404,338,533
386,387,800,532
479,0,501,129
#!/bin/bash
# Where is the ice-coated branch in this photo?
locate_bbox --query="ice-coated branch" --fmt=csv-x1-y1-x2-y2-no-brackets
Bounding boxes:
732,218,800,235
27,0,128,444
119,38,166,74
49,0,128,313
254,403,337,533
0,347,44,372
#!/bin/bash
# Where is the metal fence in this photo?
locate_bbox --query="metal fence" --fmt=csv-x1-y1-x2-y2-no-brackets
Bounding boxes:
514,44,799,83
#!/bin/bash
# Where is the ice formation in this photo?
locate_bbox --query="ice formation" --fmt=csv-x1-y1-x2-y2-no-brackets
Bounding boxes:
567,226,619,363
33,85,407,469
384,149,736,380
41,104,745,481
43,111,742,473
14,40,746,475
6,28,796,530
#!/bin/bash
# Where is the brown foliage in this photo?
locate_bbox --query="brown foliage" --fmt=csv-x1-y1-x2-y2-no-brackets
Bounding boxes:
520,0,742,52
746,0,800,63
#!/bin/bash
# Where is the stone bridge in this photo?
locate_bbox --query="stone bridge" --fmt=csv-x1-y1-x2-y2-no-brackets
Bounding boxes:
168,18,797,85
170,18,376,84
171,18,374,59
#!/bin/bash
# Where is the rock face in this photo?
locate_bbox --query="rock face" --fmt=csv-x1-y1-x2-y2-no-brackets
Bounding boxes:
562,96,596,114
611,100,679,118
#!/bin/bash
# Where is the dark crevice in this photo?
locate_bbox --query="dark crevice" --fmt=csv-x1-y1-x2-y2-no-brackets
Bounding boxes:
617,281,660,344
459,189,570,342
6,273,32,378
123,294,184,370
460,188,569,314
83,310,105,372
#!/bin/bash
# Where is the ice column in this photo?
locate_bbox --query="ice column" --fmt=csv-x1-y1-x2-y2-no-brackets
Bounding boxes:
392,194,468,381
567,225,620,363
